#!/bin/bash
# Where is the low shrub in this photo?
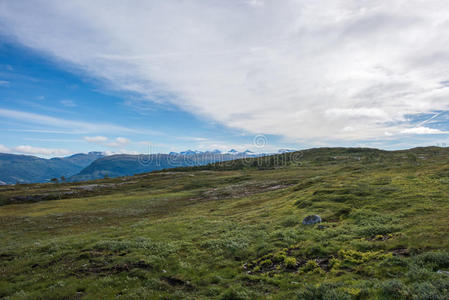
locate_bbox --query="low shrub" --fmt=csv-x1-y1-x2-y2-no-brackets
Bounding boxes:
281,216,300,227
284,257,297,268
379,279,409,299
302,260,319,272
409,278,449,300
415,251,449,270
296,283,352,300
220,286,252,300
356,224,400,238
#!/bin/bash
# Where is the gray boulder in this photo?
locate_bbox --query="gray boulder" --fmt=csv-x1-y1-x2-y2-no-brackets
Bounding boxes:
302,215,322,225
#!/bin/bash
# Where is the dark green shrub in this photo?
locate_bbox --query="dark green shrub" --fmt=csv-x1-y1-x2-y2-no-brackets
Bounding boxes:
409,279,449,300
379,256,410,268
356,224,400,238
415,251,449,270
220,286,252,300
281,216,300,227
296,283,351,300
379,280,409,299
405,264,433,282
351,211,396,226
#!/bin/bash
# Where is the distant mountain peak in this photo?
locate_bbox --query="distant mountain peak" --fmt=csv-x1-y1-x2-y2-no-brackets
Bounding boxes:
169,148,294,156
278,149,296,153
226,149,238,155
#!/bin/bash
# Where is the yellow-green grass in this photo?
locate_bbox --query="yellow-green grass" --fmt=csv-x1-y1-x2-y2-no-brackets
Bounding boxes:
1,148,449,299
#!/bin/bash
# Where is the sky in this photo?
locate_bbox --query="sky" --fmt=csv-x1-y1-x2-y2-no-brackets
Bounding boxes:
1,0,449,157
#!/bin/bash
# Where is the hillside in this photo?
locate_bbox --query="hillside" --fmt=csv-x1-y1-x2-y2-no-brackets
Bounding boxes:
0,152,104,184
1,147,449,299
70,152,259,182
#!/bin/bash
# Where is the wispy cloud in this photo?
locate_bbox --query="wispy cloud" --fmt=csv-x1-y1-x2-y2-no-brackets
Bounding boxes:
24,138,83,142
60,99,77,107
0,144,71,156
13,145,71,156
103,149,139,155
107,137,131,147
2,1,449,143
0,80,10,86
6,129,82,135
401,127,448,135
176,136,209,142
0,108,155,135
84,136,108,143
84,135,132,148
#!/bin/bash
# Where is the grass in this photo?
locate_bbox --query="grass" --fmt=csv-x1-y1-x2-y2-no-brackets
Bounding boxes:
0,147,449,299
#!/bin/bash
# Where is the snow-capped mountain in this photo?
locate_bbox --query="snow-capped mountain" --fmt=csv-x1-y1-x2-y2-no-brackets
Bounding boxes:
179,149,203,156
278,149,296,154
226,149,239,155
168,149,287,156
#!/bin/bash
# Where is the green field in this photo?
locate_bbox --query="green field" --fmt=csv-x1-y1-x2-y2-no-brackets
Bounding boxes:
1,147,449,299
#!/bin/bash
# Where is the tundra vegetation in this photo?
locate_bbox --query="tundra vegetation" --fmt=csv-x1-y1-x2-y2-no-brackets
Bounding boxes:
0,147,448,299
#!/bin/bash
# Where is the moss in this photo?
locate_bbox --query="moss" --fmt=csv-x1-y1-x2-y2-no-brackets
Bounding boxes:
260,259,273,267
272,251,287,263
284,257,297,268
338,249,391,264
303,260,319,272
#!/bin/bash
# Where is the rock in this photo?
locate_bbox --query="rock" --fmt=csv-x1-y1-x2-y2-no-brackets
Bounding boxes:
437,270,449,275
317,224,328,230
302,215,322,225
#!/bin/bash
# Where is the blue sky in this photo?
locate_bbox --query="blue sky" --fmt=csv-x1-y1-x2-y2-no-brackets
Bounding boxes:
0,41,290,156
1,1,449,157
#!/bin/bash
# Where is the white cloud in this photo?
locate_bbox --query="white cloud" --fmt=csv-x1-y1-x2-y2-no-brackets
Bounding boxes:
60,99,77,107
116,137,130,144
0,80,10,86
84,136,132,148
84,136,108,143
0,144,11,152
2,1,449,142
401,127,448,135
325,108,389,120
0,108,153,134
107,137,131,147
13,145,71,156
103,149,139,155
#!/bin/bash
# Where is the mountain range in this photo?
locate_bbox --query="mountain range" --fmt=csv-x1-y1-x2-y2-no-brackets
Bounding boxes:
0,149,294,184
0,152,104,184
69,151,265,182
171,149,257,156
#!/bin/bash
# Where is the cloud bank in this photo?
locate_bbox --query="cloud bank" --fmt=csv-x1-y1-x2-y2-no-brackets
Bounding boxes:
2,0,449,142
0,144,71,156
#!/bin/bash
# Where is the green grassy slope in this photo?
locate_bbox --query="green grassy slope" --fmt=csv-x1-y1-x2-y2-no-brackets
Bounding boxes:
1,147,449,299
0,152,104,184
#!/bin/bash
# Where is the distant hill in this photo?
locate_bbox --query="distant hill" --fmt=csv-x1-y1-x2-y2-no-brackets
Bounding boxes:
0,152,104,184
170,149,261,156
164,146,449,172
70,152,260,181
